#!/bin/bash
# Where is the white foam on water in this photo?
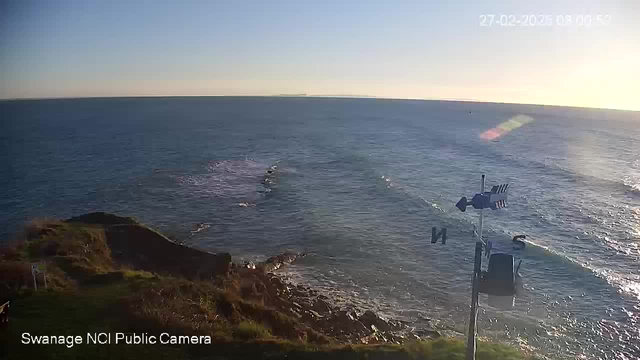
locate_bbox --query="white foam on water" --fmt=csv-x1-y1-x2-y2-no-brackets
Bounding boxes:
176,159,276,199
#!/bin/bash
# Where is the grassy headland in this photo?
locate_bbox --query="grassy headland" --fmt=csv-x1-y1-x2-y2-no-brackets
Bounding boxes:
0,212,536,359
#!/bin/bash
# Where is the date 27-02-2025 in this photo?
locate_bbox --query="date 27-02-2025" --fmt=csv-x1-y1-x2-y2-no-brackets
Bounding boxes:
479,14,612,27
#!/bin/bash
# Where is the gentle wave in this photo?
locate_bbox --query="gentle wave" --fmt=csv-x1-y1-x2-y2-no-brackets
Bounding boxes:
622,177,640,195
373,168,640,318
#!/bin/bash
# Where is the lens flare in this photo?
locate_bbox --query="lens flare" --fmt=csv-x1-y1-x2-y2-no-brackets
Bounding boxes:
480,115,534,140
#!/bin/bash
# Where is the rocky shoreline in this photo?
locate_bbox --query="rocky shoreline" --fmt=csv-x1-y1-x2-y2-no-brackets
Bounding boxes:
2,212,442,346
82,211,443,344
0,211,537,360
234,253,441,344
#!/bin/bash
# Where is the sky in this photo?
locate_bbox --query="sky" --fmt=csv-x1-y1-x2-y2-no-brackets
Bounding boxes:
0,0,638,111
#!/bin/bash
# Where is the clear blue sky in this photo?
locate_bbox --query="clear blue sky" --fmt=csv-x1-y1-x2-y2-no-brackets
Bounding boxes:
1,0,638,110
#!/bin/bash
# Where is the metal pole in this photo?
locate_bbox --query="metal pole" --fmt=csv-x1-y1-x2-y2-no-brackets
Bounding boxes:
467,175,485,360
32,271,37,291
466,241,483,360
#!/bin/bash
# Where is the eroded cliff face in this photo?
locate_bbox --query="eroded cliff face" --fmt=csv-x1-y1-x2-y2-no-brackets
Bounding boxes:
67,212,232,278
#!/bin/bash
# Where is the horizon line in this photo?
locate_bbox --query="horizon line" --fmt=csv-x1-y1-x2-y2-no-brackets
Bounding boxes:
0,94,637,113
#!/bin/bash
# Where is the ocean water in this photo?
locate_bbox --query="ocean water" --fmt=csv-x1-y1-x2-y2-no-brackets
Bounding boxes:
1,97,638,359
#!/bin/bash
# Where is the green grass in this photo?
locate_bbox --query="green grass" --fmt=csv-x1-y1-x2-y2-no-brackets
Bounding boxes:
0,217,538,360
0,281,188,360
0,279,532,360
232,321,272,340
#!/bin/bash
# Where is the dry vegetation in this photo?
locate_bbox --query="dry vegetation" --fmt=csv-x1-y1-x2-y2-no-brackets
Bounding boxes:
0,214,536,360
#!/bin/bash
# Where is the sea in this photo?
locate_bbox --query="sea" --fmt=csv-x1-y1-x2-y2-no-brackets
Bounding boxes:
1,97,638,359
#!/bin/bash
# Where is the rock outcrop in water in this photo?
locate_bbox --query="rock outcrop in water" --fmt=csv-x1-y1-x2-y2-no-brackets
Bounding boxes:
254,251,306,272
